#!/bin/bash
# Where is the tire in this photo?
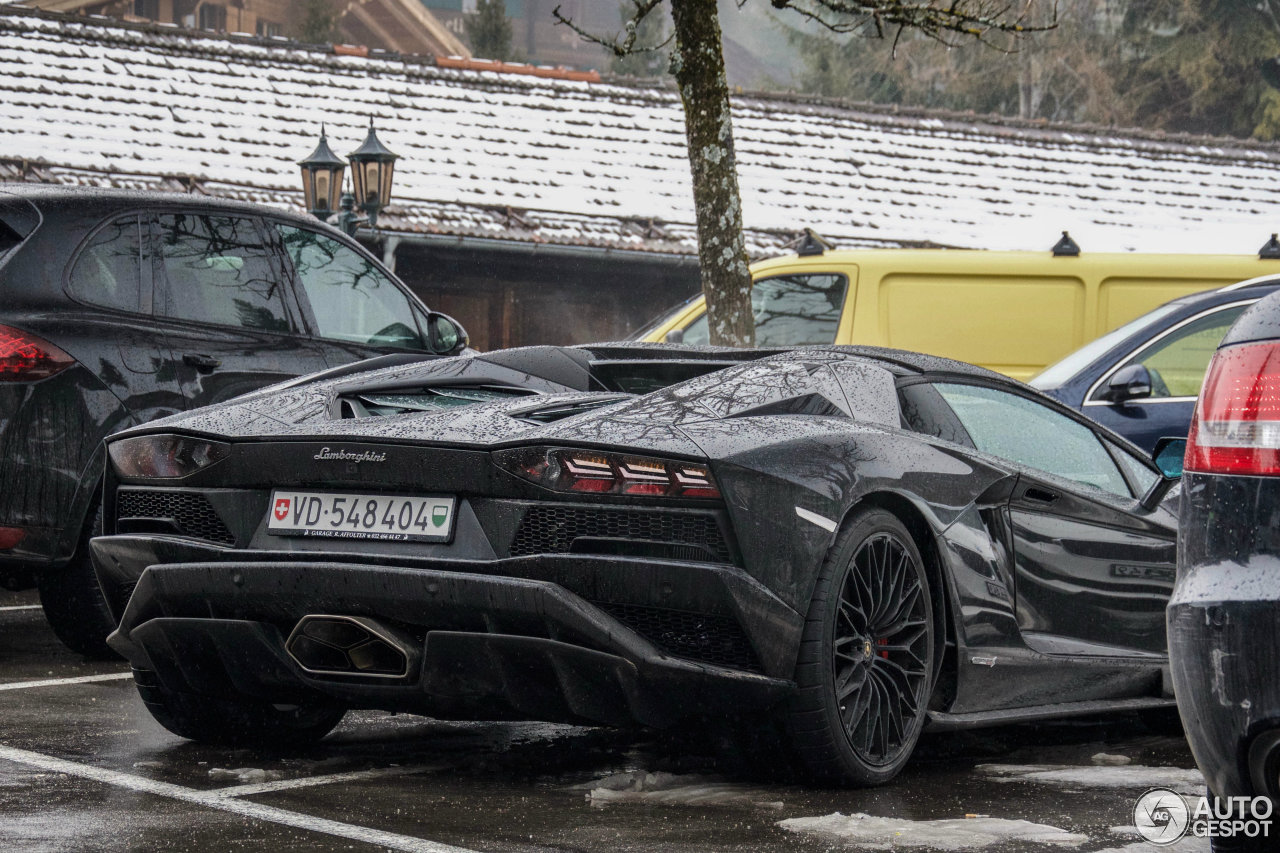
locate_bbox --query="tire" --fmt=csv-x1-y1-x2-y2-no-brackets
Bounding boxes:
133,668,346,747
37,501,118,659
1210,822,1273,853
785,507,936,786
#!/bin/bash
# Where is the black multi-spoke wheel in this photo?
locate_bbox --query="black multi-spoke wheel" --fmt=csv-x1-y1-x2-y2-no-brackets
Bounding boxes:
787,508,935,786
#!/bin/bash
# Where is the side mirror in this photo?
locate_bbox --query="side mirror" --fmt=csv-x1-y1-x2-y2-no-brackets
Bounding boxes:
1103,364,1153,404
1152,437,1186,479
664,328,685,344
1140,436,1186,511
425,311,469,356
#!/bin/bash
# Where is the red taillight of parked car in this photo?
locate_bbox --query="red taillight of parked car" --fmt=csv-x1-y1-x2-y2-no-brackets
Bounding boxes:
0,325,74,381
0,527,26,550
1186,340,1280,475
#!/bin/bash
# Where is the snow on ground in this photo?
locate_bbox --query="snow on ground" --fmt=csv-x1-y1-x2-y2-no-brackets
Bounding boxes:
206,767,284,784
975,763,1205,794
569,770,784,808
777,812,1088,849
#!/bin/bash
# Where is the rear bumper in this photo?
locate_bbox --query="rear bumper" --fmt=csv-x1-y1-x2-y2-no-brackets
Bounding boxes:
0,370,120,570
1173,473,1280,798
1169,570,1280,798
92,535,799,728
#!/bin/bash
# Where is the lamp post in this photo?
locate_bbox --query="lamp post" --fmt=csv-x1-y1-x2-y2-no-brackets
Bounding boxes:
298,121,398,237
297,125,345,222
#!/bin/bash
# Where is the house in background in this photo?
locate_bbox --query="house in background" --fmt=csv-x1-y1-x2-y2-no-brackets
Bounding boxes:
424,0,613,68
19,0,470,56
5,6,1280,352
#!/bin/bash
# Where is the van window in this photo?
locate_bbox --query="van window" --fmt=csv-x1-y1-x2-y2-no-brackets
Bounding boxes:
679,274,849,346
277,225,425,349
69,215,142,312
158,214,291,332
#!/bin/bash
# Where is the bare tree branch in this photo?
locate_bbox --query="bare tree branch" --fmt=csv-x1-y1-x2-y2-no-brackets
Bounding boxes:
768,0,1055,45
552,1,672,57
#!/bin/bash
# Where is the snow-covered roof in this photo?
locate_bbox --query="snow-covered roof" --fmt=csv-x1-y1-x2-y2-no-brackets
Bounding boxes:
4,6,1280,256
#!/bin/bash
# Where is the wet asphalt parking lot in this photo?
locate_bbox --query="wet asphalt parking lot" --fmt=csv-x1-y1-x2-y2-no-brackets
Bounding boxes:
0,588,1216,853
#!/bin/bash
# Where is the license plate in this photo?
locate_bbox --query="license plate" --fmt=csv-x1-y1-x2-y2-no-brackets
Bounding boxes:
267,491,455,542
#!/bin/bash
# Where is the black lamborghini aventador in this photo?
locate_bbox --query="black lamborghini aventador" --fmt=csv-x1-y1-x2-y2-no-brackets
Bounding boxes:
91,344,1183,786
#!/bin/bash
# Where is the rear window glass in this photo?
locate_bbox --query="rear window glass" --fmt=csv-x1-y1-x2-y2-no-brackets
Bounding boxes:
68,215,143,312
678,274,850,346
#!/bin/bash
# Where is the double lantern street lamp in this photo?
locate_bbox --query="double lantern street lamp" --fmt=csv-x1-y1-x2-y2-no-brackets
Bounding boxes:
298,120,399,237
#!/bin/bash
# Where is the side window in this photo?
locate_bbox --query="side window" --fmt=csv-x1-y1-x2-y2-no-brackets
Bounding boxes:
1111,442,1160,496
276,225,426,350
157,214,290,332
898,382,975,447
1090,305,1249,401
69,215,142,312
934,383,1132,498
674,273,849,347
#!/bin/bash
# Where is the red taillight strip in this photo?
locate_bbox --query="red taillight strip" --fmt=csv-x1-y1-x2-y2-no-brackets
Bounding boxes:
1186,340,1280,475
0,325,74,382
494,447,722,500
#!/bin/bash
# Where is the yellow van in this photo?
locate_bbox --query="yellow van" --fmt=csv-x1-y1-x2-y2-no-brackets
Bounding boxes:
638,238,1280,380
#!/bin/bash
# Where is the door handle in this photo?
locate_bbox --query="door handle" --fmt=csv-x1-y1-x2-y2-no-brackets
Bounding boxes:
183,353,222,373
1024,487,1058,504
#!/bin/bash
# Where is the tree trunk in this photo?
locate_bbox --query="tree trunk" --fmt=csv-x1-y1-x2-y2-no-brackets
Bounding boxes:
669,0,754,346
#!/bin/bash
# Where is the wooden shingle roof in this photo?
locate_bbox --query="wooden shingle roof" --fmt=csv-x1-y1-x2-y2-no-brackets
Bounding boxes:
4,6,1280,256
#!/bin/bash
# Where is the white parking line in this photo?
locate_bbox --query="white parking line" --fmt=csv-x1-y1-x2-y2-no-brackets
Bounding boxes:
0,604,42,612
0,672,133,691
212,764,443,799
0,745,478,853
0,672,133,692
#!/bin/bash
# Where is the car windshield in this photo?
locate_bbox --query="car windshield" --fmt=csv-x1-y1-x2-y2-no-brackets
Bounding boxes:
1029,303,1183,389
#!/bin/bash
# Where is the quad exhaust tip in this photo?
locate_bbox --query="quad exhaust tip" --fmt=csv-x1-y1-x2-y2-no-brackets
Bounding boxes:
286,614,417,680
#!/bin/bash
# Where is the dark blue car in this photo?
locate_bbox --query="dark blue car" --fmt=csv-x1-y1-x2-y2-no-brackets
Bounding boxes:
1031,276,1280,453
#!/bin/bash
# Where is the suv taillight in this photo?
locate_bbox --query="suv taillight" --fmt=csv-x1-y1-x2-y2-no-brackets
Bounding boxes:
0,325,74,381
1186,340,1280,475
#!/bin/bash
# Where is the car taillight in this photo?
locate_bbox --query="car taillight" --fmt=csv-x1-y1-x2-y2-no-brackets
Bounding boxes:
0,325,74,381
1186,340,1280,475
108,434,231,480
0,527,26,550
493,447,722,500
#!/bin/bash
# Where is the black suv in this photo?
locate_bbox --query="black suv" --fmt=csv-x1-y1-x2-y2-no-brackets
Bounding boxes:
0,185,466,656
1171,287,1280,851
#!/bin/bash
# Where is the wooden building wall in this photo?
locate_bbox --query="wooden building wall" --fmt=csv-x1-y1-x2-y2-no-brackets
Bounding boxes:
378,240,700,351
